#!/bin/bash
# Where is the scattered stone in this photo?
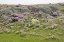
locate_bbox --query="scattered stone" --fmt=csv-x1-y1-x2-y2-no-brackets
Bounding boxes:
7,23,14,26
39,25,43,28
52,12,58,17
46,35,60,40
10,26,14,28
46,36,50,40
61,20,64,24
25,23,31,27
15,31,20,34
34,28,39,31
20,30,26,36
0,23,3,26
4,28,10,33
17,26,21,28
50,35,56,39
20,32,26,36
20,30,24,33
45,24,58,30
45,25,54,29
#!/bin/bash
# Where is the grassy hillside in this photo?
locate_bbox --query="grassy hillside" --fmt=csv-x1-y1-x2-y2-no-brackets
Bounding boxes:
0,3,64,42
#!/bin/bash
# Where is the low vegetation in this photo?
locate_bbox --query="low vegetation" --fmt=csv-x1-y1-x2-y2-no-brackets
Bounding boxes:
0,3,64,42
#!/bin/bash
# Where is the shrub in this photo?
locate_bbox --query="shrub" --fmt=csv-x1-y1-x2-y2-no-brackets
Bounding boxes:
13,7,29,13
40,6,53,14
49,5,58,11
28,6,39,12
0,7,13,17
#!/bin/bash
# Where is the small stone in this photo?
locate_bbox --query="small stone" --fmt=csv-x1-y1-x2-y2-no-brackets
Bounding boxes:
15,31,20,34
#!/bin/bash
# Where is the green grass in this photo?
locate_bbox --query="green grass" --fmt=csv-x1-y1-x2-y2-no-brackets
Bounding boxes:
0,33,63,42
0,21,64,42
0,16,64,42
0,17,64,42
